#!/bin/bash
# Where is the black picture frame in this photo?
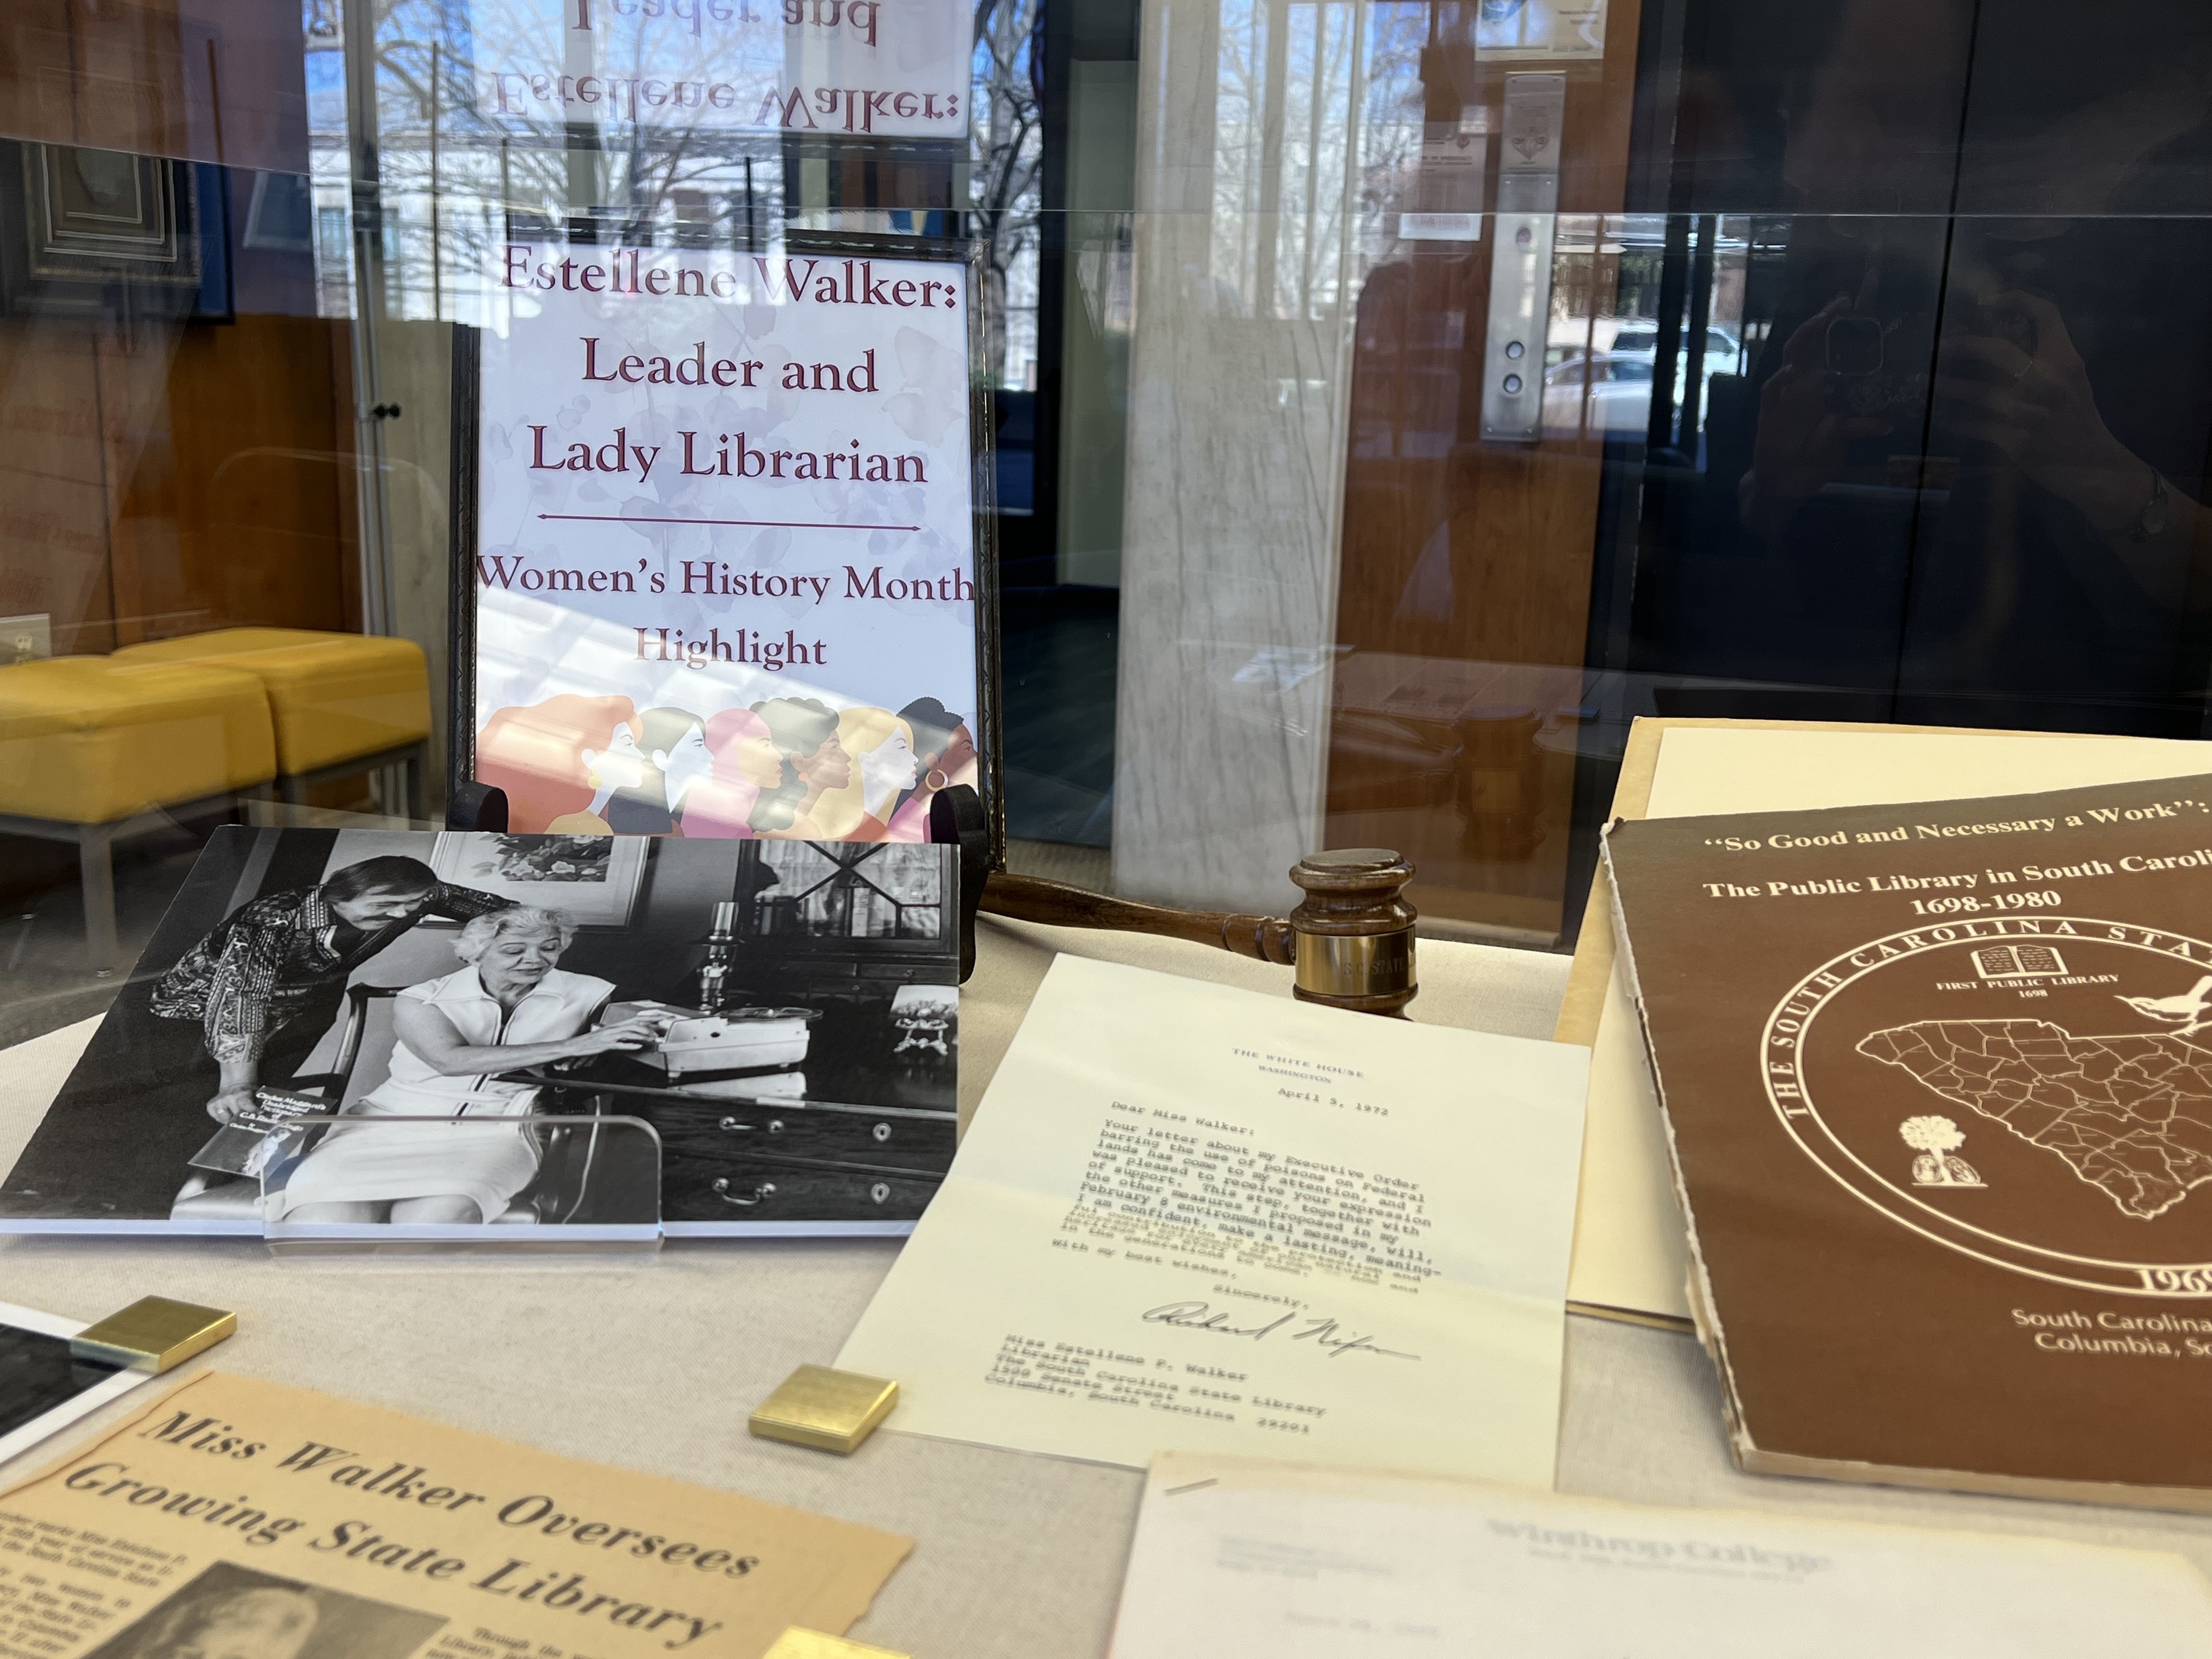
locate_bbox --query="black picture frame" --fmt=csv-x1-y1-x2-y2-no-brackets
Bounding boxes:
0,142,232,323
445,232,1003,867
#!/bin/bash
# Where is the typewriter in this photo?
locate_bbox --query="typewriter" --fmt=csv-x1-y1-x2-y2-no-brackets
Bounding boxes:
633,1005,821,1080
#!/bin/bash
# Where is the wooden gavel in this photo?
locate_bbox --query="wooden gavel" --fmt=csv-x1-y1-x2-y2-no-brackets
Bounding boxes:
979,849,1419,1018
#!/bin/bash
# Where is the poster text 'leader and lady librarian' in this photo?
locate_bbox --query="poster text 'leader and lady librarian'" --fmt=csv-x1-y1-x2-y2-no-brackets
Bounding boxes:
521,324,937,482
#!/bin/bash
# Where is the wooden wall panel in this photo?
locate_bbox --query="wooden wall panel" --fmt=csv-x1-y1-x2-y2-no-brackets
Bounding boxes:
97,320,189,645
1324,5,1647,944
330,319,364,636
0,311,353,655
0,319,119,652
0,0,309,173
108,313,351,641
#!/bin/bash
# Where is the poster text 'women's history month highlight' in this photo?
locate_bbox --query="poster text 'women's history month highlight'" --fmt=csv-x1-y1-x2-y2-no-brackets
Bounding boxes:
474,245,980,842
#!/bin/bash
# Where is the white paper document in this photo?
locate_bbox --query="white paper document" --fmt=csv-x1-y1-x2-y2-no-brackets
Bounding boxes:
1641,727,2212,819
836,956,1589,1482
1108,1452,2212,1658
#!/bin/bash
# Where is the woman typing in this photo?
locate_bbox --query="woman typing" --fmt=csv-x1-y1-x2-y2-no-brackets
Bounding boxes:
276,907,663,1226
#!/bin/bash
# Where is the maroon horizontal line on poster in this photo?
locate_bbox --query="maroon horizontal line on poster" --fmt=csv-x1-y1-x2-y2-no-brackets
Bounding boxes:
535,512,921,532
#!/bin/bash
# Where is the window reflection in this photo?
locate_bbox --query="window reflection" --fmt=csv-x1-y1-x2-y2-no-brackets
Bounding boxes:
751,841,944,939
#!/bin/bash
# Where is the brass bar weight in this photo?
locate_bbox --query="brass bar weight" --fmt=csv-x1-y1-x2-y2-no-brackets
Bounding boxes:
1288,849,1418,1017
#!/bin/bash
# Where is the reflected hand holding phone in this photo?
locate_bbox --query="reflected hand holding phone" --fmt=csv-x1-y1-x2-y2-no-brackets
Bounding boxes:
1741,295,1900,532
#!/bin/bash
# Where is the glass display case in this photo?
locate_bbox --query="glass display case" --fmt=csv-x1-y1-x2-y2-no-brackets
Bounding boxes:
10,9,2212,1651
2,0,2209,1016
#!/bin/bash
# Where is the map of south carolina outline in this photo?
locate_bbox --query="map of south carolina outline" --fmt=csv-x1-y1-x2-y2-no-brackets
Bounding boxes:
1859,1020,2212,1221
1759,915,2212,1297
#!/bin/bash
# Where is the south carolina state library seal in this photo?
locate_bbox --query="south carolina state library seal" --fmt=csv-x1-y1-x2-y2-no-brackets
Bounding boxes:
1763,915,2212,1297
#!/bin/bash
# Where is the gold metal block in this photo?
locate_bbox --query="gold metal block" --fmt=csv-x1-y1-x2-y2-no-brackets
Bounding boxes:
69,1297,236,1373
748,1365,898,1455
762,1630,907,1659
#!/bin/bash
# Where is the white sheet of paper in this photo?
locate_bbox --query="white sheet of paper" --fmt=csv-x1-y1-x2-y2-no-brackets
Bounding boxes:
1566,955,1688,1321
1641,728,2212,818
1106,1452,2212,1658
836,955,1589,1483
1572,727,2212,1322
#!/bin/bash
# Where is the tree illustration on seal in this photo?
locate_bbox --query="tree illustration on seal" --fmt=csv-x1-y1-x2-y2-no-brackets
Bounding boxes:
1900,1115,1984,1188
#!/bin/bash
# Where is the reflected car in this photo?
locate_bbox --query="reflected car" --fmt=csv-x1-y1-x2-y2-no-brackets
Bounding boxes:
1541,349,1731,436
1606,322,1742,369
1542,352,1657,433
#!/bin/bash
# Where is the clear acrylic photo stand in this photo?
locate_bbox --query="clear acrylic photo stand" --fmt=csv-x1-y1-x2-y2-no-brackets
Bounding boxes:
254,1113,664,1258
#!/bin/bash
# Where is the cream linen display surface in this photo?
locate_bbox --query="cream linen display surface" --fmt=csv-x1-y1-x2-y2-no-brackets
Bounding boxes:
23,923,2212,1655
1571,727,2212,1324
1105,1452,2212,1658
836,955,1590,1483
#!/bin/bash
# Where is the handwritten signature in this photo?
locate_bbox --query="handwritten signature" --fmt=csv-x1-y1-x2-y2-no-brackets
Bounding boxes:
1141,1301,1421,1361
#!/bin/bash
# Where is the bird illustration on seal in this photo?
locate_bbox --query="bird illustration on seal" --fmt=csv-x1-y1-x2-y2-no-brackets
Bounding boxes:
2117,974,2212,1037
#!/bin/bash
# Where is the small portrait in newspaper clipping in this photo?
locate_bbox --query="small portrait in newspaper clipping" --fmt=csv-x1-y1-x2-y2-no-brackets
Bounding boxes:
82,1562,445,1659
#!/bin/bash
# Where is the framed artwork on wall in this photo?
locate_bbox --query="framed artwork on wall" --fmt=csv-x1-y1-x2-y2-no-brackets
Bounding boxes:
428,832,648,928
0,140,232,321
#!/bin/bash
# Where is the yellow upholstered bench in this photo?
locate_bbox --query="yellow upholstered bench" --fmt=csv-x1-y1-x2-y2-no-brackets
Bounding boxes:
112,628,432,817
0,656,278,968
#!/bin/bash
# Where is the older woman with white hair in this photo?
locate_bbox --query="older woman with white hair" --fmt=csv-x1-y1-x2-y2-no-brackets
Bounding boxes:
276,907,662,1224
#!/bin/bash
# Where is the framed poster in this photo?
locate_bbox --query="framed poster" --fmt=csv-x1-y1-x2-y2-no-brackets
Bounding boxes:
452,232,1001,859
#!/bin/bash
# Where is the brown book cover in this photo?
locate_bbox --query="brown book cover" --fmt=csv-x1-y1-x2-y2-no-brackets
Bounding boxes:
1604,773,2212,1508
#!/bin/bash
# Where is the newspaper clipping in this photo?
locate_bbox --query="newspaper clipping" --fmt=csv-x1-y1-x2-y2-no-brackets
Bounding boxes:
0,1374,909,1659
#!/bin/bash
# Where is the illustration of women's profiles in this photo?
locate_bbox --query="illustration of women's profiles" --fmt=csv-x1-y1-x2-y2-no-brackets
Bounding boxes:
811,707,919,840
884,697,980,842
680,708,783,838
524,705,706,835
602,705,708,834
473,694,643,833
752,696,851,837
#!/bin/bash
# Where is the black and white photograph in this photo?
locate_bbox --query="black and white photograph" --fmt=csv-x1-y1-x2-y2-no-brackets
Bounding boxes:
0,830,960,1239
80,1561,445,1659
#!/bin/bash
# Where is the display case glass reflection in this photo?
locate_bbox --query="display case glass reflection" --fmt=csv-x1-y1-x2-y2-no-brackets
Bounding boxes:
748,843,946,944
